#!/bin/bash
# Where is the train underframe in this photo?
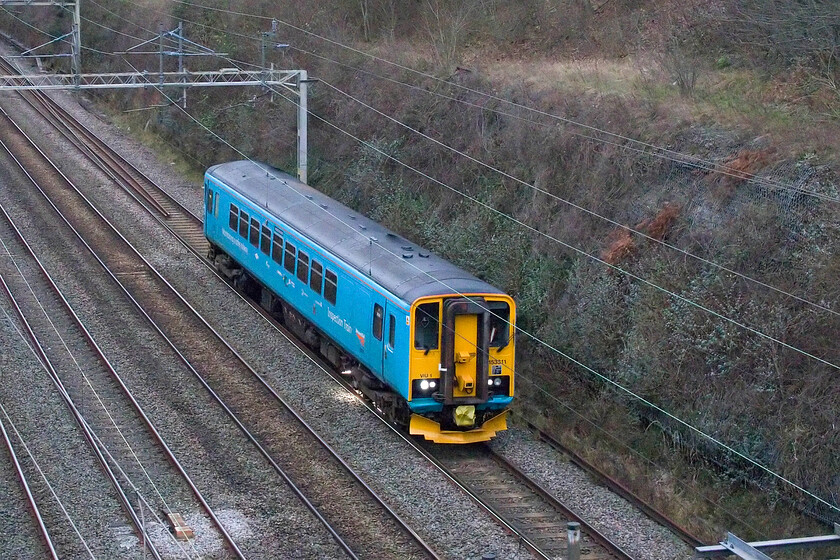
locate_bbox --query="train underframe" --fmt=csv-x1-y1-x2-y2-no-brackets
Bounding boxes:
209,245,506,443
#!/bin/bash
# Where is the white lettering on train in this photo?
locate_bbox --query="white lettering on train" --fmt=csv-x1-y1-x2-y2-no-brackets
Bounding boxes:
222,229,248,253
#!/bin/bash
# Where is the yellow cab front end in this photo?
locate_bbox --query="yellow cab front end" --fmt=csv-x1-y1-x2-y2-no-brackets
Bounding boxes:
406,294,515,444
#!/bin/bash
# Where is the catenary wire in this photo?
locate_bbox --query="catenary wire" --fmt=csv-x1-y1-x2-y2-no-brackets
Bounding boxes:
121,57,840,515
0,304,193,558
6,2,836,520
315,77,840,319
73,6,840,348
0,7,115,57
0,2,799,544
153,0,840,204
289,44,840,202
9,3,836,516
253,66,840,376
68,5,840,338
11,0,835,204
0,398,97,558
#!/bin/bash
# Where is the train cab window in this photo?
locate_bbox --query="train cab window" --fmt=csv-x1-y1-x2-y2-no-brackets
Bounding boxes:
260,225,271,256
489,302,511,349
372,304,384,340
229,204,238,230
324,270,337,305
239,211,249,238
284,241,296,273
388,315,396,348
272,232,284,265
206,189,214,213
414,302,439,351
309,260,323,294
249,218,260,248
297,251,310,282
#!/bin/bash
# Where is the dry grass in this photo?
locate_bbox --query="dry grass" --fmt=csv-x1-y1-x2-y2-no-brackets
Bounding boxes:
707,149,774,200
602,228,636,265
482,57,643,98
637,202,681,241
602,202,680,264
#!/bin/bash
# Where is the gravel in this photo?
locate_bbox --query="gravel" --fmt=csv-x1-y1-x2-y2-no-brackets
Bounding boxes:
491,427,695,559
0,135,347,557
43,76,538,560
0,289,143,559
0,45,700,559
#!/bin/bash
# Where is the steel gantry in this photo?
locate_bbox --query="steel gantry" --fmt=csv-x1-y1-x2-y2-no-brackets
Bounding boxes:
0,6,310,181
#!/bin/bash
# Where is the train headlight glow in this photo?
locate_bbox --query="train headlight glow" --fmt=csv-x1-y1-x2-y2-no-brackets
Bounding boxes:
488,379,494,386
412,378,439,396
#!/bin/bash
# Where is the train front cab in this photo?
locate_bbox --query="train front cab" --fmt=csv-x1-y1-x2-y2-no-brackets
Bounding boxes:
408,294,514,444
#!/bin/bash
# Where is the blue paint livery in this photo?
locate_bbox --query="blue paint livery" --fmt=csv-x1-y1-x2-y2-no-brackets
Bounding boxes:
203,161,513,416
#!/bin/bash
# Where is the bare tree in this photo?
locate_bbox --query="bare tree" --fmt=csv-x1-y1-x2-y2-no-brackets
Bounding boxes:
729,1,840,94
422,0,474,70
662,35,698,97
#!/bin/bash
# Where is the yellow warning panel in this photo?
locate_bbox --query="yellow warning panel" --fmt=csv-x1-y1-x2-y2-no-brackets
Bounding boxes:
409,412,508,444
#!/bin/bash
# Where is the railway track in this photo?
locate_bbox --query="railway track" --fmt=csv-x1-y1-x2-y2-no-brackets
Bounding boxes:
527,422,705,549
428,443,632,559
0,53,696,559
0,56,208,255
221,272,640,559
0,167,243,558
0,74,439,559
0,405,58,559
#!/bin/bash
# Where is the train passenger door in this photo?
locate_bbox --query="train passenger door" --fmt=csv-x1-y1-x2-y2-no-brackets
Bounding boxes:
369,302,386,379
381,306,398,385
204,183,215,237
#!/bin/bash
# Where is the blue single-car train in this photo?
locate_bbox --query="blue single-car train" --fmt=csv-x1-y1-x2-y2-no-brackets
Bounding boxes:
203,160,515,443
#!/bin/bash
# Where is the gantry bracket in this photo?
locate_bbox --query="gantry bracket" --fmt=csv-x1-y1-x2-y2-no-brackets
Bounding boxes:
695,524,840,559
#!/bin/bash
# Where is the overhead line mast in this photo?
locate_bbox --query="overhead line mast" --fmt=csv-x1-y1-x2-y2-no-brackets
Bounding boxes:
0,9,309,181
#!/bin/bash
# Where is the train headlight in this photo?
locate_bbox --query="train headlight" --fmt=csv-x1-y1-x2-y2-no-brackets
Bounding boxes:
488,379,494,386
494,377,502,386
412,378,440,397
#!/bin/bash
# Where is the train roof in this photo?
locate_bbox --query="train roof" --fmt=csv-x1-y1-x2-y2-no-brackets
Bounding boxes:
206,160,505,304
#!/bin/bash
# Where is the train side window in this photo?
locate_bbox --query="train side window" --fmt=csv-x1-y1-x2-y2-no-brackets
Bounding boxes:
260,225,271,256
284,241,296,273
229,204,238,230
489,302,511,348
309,260,323,294
249,218,260,248
214,195,219,217
206,189,213,213
388,315,396,348
372,304,383,340
324,270,337,305
239,210,249,238
271,234,284,265
297,251,310,282
414,302,439,351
